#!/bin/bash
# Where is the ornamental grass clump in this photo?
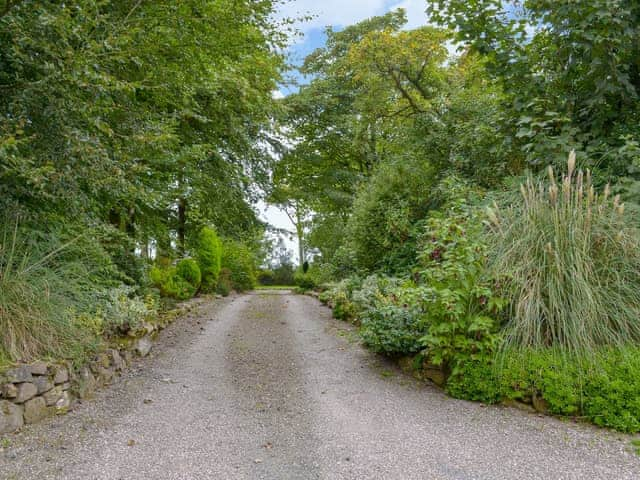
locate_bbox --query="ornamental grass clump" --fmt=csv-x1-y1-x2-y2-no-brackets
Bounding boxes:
487,151,640,357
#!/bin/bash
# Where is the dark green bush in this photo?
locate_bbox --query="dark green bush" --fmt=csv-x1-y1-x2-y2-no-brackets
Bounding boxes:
360,304,424,355
195,227,222,293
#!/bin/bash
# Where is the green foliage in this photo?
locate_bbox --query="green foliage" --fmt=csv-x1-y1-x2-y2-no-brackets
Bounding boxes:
360,304,423,356
487,153,640,356
415,195,504,371
0,225,96,363
445,359,501,404
216,268,233,297
294,270,316,291
150,258,201,301
428,0,640,175
196,227,222,293
221,240,257,292
176,259,201,290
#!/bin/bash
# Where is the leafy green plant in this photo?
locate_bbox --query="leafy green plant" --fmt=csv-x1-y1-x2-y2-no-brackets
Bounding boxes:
150,259,201,301
360,303,424,355
196,227,222,293
487,152,640,356
416,199,504,373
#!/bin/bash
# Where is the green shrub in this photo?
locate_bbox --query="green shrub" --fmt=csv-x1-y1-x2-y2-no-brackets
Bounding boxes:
360,304,424,355
150,259,200,301
196,227,222,293
176,258,201,288
221,240,256,292
294,270,316,291
332,291,357,321
487,152,640,356
216,268,233,297
445,358,501,404
415,197,504,371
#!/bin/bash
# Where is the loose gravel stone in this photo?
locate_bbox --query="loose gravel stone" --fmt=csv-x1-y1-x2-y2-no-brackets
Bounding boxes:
1,292,639,479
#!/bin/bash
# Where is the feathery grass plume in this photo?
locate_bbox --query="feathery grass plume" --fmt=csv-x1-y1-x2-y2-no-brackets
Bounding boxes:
487,152,640,359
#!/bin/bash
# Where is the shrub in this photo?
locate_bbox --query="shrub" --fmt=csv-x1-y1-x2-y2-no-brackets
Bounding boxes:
176,258,201,289
294,270,316,291
257,269,275,286
150,259,201,301
487,151,640,356
360,303,424,355
445,358,501,404
195,227,222,293
415,198,504,371
221,240,256,291
217,268,233,297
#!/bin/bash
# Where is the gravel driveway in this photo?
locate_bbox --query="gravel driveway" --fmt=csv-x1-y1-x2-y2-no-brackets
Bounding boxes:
1,291,639,479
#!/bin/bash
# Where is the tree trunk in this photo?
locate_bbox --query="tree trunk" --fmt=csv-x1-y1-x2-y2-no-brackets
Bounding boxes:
178,197,187,255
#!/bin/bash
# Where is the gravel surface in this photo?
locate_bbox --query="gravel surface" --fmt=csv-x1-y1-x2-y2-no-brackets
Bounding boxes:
1,291,639,479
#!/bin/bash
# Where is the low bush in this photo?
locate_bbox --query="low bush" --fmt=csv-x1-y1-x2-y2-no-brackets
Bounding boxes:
294,270,316,291
360,303,424,355
195,227,222,293
150,258,201,301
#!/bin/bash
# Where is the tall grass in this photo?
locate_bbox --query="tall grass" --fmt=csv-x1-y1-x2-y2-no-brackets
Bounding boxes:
0,223,94,364
487,151,640,357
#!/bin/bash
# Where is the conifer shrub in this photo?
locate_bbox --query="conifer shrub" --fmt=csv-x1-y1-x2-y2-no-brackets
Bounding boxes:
196,227,222,293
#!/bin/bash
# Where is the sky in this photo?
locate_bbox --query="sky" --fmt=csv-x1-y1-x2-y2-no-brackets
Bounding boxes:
260,0,432,264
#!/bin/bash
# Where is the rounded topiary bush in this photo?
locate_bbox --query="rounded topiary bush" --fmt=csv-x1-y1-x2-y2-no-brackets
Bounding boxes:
196,226,222,293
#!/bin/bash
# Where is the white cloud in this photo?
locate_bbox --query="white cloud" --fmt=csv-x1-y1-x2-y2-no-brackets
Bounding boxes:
278,0,388,33
392,0,428,30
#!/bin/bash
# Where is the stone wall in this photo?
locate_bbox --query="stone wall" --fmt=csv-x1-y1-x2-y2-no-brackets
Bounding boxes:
0,310,182,435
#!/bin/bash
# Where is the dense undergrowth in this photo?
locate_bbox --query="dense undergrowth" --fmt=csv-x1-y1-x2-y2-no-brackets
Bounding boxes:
309,156,640,433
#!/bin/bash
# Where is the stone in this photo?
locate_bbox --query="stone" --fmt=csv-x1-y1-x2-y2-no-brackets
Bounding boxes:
5,365,33,384
77,367,97,400
43,386,64,407
96,353,111,369
122,350,133,365
52,366,69,385
23,397,48,424
423,365,447,387
29,361,49,376
55,391,72,411
135,336,153,357
61,382,71,391
34,376,54,394
95,366,115,385
108,349,126,371
14,383,38,404
532,393,550,414
1,383,18,399
0,400,24,434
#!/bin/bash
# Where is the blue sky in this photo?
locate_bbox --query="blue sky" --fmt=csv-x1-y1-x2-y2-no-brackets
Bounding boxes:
277,0,430,94
262,0,432,262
